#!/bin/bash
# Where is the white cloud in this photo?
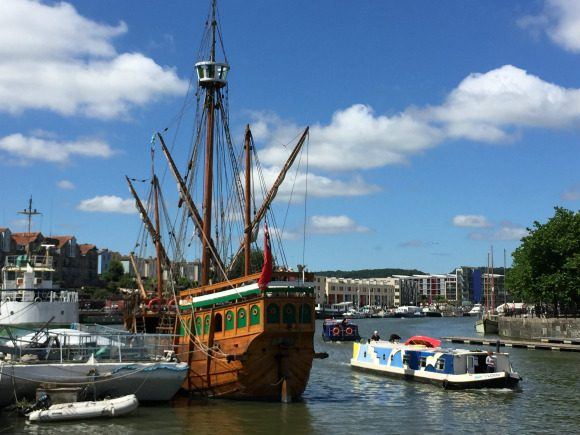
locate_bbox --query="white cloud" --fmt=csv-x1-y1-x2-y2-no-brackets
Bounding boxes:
308,215,369,235
452,215,492,228
519,0,580,53
0,133,115,164
57,180,75,190
429,65,580,140
562,185,580,200
251,65,580,172
253,166,380,201
256,105,443,171
77,195,135,214
0,0,187,119
468,222,528,241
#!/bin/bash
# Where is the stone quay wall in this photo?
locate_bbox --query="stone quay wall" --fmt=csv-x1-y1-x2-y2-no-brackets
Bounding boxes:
499,317,580,340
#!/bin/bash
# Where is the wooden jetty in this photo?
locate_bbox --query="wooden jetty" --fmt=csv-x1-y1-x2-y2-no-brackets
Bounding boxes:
441,336,580,352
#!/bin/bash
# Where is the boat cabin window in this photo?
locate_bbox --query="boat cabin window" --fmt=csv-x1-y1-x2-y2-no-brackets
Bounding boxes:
214,313,223,332
403,354,410,366
420,357,427,368
437,358,445,370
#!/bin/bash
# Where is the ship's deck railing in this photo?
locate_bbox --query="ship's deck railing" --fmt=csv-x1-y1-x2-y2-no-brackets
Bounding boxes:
0,326,174,364
0,289,78,302
4,255,53,268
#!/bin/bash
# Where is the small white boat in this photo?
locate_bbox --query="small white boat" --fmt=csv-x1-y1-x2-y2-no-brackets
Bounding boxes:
28,394,138,422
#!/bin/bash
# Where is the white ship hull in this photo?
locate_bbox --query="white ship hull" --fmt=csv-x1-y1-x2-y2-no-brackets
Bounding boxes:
0,300,78,326
0,361,188,409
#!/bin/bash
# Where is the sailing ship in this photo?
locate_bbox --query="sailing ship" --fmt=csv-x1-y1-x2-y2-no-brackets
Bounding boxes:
125,0,316,401
475,249,499,334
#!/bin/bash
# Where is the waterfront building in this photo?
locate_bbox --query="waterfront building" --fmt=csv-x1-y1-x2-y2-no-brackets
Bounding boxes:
453,266,509,305
407,274,458,303
98,249,113,275
120,255,201,284
388,276,420,306
0,229,100,288
0,227,11,269
314,276,395,307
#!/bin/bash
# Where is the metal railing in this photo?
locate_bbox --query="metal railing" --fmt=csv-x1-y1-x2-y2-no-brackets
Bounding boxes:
0,325,174,364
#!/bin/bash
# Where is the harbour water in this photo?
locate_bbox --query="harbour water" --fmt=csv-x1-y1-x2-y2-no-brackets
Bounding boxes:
2,317,578,434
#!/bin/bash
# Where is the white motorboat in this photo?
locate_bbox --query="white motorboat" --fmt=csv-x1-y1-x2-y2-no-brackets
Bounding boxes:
28,394,138,422
467,304,483,316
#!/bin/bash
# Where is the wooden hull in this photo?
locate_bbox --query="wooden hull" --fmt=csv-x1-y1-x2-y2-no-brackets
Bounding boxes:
174,291,315,401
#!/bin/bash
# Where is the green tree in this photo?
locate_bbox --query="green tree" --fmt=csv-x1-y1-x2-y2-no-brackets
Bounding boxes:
228,248,267,279
507,207,580,311
104,260,125,283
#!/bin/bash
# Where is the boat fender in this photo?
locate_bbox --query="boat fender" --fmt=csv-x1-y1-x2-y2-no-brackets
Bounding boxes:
332,327,340,336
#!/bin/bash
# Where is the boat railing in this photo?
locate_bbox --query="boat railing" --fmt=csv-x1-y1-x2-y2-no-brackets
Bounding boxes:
0,328,175,364
0,289,78,302
4,255,53,268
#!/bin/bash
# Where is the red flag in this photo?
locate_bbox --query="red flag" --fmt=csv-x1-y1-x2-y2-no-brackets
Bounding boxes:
258,223,272,290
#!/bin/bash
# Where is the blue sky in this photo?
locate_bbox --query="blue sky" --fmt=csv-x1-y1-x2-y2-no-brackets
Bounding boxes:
0,0,578,274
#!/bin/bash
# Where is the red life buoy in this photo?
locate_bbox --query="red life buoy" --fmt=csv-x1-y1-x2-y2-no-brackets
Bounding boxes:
345,327,353,335
147,297,161,311
332,326,340,336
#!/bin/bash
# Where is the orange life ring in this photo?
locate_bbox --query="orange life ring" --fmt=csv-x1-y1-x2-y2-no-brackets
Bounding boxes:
147,297,161,311
345,327,353,335
332,326,340,336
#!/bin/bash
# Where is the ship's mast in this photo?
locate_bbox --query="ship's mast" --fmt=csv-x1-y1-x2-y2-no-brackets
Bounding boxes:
244,125,252,276
18,197,41,255
153,175,164,299
18,197,41,235
196,0,229,286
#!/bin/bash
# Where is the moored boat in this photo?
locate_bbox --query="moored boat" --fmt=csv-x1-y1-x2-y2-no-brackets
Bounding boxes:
28,394,138,422
0,200,78,327
322,319,361,342
0,325,187,409
350,335,521,389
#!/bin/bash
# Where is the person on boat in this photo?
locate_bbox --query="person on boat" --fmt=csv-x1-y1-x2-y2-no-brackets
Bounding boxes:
486,351,495,373
341,317,348,326
388,333,401,343
371,331,381,341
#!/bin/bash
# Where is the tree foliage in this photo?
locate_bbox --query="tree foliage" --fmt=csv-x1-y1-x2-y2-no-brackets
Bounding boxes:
507,207,580,308
228,248,266,279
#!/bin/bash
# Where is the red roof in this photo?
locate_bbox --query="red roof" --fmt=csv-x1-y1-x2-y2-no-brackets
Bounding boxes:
51,235,74,248
79,244,96,255
12,232,42,246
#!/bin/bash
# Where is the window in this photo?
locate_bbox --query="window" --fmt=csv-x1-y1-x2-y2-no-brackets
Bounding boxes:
420,357,427,368
403,354,410,366
437,358,445,370
214,313,223,332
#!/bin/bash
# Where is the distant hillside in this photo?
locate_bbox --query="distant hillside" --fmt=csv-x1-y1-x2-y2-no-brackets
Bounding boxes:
314,268,426,279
